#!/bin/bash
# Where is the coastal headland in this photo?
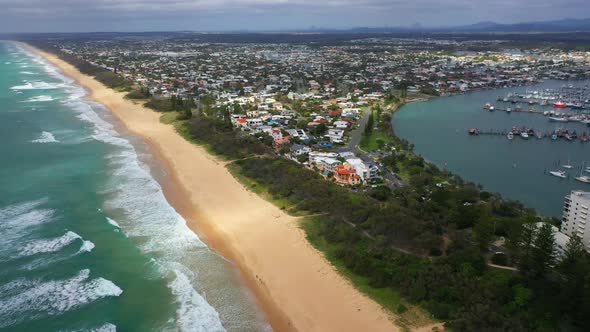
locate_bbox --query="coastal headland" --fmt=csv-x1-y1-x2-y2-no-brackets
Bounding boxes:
25,44,403,332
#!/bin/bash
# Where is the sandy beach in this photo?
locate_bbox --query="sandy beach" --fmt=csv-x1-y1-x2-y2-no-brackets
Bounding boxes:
27,44,404,332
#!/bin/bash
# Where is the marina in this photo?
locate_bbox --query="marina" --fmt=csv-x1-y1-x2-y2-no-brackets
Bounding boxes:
468,126,590,141
394,79,590,217
494,84,590,110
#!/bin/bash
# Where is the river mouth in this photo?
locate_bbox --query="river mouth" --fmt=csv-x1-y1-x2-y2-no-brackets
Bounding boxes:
393,80,590,218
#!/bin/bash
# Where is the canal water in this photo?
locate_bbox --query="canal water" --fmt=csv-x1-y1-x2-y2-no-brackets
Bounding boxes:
393,80,590,217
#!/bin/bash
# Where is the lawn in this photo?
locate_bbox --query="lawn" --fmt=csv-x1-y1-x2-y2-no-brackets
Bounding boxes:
360,130,394,152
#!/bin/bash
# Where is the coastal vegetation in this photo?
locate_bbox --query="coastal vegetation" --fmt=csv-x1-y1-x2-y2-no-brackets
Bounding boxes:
53,52,131,90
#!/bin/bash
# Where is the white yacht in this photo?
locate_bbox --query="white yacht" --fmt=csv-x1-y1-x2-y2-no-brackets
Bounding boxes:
549,117,568,122
550,170,567,179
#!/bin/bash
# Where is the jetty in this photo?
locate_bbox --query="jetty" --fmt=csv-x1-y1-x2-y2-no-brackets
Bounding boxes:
468,126,590,142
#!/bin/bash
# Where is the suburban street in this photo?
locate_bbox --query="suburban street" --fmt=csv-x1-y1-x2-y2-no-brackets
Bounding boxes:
344,107,405,189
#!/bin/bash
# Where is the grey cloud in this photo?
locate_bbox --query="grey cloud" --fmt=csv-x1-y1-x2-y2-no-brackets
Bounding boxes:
0,0,588,32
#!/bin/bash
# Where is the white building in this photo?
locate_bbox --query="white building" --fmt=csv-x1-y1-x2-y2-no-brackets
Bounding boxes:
534,222,570,258
286,129,309,141
246,118,264,128
346,157,380,182
562,190,590,252
309,151,339,164
326,128,345,143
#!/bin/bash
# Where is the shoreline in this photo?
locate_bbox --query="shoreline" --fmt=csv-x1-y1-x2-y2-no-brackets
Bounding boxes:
26,44,403,332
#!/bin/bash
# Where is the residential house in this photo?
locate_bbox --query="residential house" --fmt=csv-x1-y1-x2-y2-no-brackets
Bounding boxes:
327,128,345,143
291,144,311,156
333,121,351,129
286,129,310,141
334,163,362,186
247,118,264,128
346,157,380,182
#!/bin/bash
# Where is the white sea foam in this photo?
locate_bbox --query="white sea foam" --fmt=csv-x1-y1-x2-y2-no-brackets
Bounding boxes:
0,201,56,263
171,271,225,332
0,206,54,236
25,95,55,102
0,270,122,328
0,198,48,220
20,71,35,75
79,240,95,253
31,131,59,143
106,217,121,228
19,231,82,257
59,322,117,332
20,238,94,271
10,81,61,90
93,323,117,332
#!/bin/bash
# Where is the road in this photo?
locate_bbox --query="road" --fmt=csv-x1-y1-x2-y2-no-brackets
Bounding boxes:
347,108,372,153
344,108,405,189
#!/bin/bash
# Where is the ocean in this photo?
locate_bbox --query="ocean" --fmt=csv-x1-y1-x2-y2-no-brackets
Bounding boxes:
0,41,270,331
394,80,590,217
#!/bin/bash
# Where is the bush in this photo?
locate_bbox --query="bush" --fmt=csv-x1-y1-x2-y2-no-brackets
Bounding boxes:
491,253,508,266
126,88,151,99
396,303,408,314
145,98,175,112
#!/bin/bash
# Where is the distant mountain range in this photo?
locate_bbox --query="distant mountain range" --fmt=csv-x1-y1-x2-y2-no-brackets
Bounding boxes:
345,18,590,33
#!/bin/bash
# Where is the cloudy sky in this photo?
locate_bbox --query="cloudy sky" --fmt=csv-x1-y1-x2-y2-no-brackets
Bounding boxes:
0,0,588,32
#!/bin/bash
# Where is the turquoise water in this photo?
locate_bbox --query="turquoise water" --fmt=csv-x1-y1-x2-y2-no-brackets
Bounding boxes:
0,42,269,331
394,80,590,218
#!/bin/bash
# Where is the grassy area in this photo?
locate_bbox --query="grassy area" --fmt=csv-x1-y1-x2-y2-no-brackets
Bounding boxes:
159,112,194,141
301,217,436,331
159,112,181,124
227,162,307,216
360,130,394,152
359,107,397,152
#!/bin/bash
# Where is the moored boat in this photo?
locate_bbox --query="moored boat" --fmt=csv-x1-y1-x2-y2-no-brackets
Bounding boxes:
550,170,567,178
549,116,568,122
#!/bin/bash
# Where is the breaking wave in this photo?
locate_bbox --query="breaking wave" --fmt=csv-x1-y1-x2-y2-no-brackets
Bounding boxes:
0,270,122,328
25,95,55,102
31,131,59,143
10,81,62,90
18,231,92,258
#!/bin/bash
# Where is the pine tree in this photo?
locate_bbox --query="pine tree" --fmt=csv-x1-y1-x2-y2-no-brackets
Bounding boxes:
517,222,537,275
365,110,374,135
563,233,585,265
170,95,177,110
531,223,555,278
